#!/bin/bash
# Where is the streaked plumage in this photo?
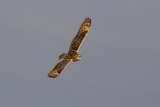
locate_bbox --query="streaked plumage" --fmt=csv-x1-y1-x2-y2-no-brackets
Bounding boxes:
48,17,91,78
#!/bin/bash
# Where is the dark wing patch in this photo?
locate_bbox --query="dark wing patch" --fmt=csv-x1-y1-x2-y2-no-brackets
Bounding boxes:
48,59,72,78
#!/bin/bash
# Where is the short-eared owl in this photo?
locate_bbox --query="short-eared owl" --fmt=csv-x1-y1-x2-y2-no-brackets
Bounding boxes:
48,17,91,78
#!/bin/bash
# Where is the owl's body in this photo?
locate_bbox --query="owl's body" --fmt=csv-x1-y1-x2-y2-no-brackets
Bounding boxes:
48,18,91,78
59,51,81,62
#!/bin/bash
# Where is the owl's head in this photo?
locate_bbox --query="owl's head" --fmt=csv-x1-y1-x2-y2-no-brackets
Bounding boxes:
72,53,81,62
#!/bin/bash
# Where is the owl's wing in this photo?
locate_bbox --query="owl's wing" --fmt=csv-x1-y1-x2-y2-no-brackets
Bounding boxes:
69,17,91,52
48,59,72,78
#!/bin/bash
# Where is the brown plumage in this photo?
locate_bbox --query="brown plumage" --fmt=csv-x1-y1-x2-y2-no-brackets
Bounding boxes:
48,17,91,78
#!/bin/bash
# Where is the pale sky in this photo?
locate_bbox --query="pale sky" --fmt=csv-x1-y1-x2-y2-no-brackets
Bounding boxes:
0,0,160,107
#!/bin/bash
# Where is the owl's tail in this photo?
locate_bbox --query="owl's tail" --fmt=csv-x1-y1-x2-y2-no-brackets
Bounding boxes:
59,53,67,60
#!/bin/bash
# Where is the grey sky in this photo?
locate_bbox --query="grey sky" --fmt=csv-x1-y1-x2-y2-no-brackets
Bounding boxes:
0,0,160,107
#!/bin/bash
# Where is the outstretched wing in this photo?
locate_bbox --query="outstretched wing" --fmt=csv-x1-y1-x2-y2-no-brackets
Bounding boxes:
69,17,91,52
48,59,72,78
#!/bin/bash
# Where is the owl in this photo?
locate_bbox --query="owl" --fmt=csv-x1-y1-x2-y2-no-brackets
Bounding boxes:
48,17,91,78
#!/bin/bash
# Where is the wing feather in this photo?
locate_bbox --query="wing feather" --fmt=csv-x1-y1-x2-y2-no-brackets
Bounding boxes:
48,59,72,78
69,17,91,52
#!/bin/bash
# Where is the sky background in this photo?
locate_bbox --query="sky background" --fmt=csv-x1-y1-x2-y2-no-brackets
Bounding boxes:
0,0,160,107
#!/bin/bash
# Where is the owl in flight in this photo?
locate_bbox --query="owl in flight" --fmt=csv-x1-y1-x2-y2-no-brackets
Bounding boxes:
48,17,91,78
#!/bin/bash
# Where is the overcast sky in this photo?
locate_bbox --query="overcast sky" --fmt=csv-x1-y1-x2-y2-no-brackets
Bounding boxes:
0,0,160,107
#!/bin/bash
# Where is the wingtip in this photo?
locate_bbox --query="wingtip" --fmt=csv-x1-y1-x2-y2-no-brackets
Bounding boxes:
85,17,91,22
48,70,60,78
48,74,57,78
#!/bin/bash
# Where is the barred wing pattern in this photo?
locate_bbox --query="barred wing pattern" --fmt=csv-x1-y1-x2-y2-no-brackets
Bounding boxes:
48,59,72,78
69,18,91,52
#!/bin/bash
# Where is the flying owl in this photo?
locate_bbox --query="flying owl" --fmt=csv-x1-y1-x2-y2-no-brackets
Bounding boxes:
48,17,91,78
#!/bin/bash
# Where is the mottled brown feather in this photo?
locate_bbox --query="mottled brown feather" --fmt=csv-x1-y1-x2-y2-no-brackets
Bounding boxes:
48,59,72,78
69,17,91,52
